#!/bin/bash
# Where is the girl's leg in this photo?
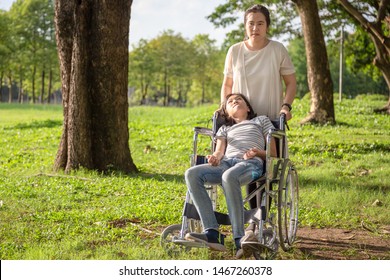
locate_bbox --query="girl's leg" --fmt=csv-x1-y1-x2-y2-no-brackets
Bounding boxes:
221,159,262,241
185,162,228,231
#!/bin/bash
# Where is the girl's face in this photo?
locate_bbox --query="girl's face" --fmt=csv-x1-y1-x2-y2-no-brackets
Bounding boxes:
226,95,250,117
245,12,268,41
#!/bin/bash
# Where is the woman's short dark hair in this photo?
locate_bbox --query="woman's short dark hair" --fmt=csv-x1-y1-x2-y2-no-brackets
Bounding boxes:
219,93,257,125
244,4,271,27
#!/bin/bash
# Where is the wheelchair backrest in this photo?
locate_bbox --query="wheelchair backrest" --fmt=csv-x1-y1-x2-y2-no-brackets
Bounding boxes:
212,111,227,136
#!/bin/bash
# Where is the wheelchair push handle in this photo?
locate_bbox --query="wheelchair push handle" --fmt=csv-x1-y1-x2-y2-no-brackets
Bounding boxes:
279,113,289,131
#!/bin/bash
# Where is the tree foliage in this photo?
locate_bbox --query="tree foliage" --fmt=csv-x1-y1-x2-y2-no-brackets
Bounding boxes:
0,0,59,104
336,0,390,113
1,0,388,107
128,31,224,106
207,0,389,111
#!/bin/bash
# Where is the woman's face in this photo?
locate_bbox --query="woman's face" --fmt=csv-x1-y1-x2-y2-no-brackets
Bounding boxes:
245,12,268,41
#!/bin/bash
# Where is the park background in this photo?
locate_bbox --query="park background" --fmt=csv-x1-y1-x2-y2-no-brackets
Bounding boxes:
0,0,389,260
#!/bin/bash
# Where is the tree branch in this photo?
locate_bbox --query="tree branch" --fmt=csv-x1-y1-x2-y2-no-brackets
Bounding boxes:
337,0,387,44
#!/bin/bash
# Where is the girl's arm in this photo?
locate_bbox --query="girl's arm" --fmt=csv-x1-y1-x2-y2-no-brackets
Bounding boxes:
244,137,277,160
207,138,226,166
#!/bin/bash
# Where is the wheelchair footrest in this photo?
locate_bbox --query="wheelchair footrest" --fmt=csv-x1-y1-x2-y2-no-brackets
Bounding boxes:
173,239,208,248
242,241,277,253
183,203,259,225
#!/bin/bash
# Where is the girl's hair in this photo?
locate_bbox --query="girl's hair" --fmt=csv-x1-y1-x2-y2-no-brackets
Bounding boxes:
219,93,257,125
244,4,271,39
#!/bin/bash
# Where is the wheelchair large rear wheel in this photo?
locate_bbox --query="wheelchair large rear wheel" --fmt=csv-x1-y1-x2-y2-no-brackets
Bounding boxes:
277,159,299,251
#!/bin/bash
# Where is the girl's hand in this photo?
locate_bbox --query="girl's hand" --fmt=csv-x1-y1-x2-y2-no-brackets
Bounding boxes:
244,148,260,160
207,154,220,166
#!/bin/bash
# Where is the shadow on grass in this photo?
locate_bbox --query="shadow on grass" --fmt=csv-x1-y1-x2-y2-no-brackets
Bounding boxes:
5,119,63,130
298,175,389,192
134,172,184,183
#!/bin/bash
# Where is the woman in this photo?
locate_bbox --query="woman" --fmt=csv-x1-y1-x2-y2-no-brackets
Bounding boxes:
221,4,296,238
184,93,276,258
221,4,297,121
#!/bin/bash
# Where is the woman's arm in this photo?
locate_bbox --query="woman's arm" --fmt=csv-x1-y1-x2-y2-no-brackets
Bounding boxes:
281,73,297,120
220,76,233,102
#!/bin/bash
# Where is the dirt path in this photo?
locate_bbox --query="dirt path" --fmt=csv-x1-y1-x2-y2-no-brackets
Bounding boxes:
293,227,390,260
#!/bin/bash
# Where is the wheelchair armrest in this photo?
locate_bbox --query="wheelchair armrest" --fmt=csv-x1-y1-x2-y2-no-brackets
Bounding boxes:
268,128,286,139
266,128,287,159
193,127,213,137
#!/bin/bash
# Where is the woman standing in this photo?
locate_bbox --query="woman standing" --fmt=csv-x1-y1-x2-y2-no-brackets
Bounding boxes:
221,4,297,245
221,4,297,121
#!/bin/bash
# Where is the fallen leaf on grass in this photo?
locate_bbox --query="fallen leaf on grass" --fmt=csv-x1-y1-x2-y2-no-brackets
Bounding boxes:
361,221,375,233
340,234,355,240
372,199,383,206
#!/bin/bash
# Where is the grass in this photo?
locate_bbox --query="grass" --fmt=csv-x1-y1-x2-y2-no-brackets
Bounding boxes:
0,94,389,260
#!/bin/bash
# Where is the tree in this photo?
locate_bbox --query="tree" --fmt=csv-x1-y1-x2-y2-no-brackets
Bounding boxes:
54,0,137,173
326,29,388,97
0,10,12,102
191,34,222,104
127,32,224,106
337,0,390,114
149,30,195,106
2,0,60,104
288,38,309,98
292,0,335,124
11,0,58,104
129,39,158,105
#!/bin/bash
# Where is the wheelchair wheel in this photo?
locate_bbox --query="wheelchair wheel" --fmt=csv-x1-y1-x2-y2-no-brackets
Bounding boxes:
277,159,299,251
160,224,190,256
252,229,279,260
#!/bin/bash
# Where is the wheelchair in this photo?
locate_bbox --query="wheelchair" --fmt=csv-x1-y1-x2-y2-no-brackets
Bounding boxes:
161,111,299,259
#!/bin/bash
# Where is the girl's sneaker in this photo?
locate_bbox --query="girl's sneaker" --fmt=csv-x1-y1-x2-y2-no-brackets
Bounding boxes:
185,230,226,251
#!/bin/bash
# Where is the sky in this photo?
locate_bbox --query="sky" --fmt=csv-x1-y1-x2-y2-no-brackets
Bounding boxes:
0,0,238,48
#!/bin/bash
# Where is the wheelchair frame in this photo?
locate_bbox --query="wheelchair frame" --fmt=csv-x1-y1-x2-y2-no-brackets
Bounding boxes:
161,112,299,259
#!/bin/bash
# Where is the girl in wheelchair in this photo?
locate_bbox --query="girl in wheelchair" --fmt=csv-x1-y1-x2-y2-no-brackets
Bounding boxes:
184,93,276,258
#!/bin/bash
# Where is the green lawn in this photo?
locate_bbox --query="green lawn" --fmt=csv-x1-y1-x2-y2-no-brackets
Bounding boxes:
0,94,389,259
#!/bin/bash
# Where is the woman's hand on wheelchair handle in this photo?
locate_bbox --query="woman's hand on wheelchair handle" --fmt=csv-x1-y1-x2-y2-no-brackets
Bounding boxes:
280,108,292,121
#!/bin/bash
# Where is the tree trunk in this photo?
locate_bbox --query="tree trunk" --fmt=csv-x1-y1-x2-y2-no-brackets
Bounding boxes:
293,0,335,124
163,68,168,106
0,72,3,102
201,80,205,104
8,75,12,103
32,65,36,103
40,70,45,103
18,68,23,103
47,68,52,104
54,0,137,173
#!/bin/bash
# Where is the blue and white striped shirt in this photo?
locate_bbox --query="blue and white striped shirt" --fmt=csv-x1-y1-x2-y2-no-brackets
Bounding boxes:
216,116,274,162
